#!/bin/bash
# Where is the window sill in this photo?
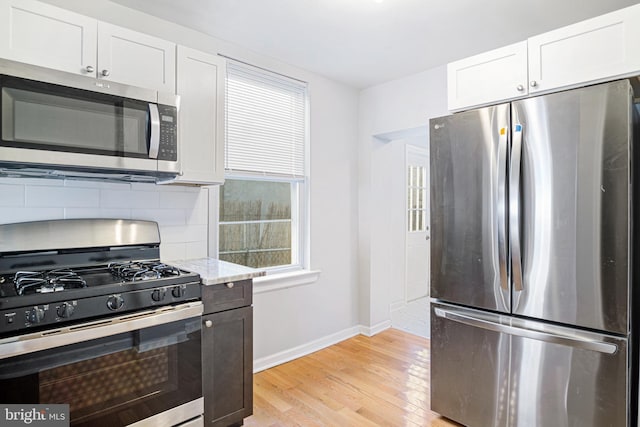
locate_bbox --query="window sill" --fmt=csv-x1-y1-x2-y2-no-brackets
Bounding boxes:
253,269,321,294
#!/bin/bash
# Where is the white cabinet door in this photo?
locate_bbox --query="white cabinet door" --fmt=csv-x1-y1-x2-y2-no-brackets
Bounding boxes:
97,22,176,93
0,0,97,76
170,46,225,185
528,4,640,94
448,41,528,111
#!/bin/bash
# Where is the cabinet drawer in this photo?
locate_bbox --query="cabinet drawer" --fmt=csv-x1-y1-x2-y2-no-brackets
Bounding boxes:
202,279,252,314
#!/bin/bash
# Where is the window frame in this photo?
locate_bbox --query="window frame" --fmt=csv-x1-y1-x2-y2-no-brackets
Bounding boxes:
208,59,310,274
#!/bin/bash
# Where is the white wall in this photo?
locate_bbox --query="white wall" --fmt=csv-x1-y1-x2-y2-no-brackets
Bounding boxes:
358,66,448,329
17,0,360,366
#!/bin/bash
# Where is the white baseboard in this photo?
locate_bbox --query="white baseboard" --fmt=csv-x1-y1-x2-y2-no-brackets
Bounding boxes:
253,325,361,373
359,319,392,337
253,321,393,373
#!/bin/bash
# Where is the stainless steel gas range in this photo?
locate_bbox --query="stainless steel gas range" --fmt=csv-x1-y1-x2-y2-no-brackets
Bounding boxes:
0,219,204,427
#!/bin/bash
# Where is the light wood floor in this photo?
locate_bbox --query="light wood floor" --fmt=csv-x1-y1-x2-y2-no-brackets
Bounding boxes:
244,328,461,426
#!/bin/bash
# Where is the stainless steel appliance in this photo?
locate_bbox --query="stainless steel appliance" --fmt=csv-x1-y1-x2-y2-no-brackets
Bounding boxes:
0,59,179,182
429,79,639,427
0,219,203,427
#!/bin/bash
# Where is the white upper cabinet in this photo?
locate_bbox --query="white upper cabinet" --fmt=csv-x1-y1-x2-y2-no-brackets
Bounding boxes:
0,0,175,93
0,0,96,76
168,46,225,185
448,41,528,111
528,4,640,94
97,22,175,93
449,3,640,111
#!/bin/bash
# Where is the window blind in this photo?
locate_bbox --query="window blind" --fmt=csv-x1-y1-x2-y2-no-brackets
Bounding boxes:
225,61,307,178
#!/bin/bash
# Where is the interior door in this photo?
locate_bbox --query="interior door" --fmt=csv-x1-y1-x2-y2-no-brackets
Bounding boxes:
430,104,510,313
511,80,631,334
405,145,430,301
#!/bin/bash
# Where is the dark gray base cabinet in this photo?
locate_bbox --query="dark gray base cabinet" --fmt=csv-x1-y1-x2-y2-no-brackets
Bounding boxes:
202,280,253,427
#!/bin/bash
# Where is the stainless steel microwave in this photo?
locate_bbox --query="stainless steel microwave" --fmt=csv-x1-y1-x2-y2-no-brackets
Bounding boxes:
0,59,179,182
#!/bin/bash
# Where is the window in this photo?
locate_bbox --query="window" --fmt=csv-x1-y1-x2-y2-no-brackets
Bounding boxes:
219,61,307,271
407,164,427,232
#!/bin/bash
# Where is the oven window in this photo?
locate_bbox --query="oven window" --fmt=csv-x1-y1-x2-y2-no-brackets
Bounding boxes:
0,317,202,427
0,76,150,158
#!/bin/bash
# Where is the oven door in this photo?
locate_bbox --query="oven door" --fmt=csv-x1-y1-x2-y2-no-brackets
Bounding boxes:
0,302,203,427
0,73,171,174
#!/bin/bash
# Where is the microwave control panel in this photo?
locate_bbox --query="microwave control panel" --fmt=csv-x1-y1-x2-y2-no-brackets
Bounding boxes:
157,105,178,161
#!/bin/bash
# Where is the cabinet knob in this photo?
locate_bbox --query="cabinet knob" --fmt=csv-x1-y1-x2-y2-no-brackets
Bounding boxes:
226,282,234,289
85,65,95,73
205,320,213,328
530,80,538,88
516,84,524,92
101,69,110,77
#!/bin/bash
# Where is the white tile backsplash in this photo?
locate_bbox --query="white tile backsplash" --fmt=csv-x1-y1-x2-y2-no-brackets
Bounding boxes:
64,208,132,219
100,188,160,209
26,186,100,207
131,208,186,226
158,190,202,207
0,178,210,260
185,240,208,260
159,224,208,243
0,183,24,206
160,242,187,262
1,207,65,223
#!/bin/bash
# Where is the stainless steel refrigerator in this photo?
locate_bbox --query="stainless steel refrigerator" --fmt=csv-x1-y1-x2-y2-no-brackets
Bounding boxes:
429,79,639,427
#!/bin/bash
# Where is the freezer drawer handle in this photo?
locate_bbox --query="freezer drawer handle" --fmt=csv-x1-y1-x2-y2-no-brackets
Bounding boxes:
434,307,618,355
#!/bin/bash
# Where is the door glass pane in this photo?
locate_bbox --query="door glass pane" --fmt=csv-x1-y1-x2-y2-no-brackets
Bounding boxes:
407,164,427,232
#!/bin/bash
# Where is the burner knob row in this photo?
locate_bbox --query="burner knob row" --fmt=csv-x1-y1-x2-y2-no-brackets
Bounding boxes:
27,307,45,324
107,295,124,311
172,285,185,298
152,288,166,302
57,302,75,319
150,286,185,302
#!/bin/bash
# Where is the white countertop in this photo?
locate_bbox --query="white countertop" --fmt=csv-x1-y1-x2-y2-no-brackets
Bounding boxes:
170,258,266,285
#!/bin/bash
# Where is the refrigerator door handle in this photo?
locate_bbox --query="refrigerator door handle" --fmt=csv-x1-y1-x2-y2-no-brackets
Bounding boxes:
497,126,508,291
510,123,524,292
434,307,618,355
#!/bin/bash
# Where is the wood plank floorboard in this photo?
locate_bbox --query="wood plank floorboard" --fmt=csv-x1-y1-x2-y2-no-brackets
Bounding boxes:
244,328,461,427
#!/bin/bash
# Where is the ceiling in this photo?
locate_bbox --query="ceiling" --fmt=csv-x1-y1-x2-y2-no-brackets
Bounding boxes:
109,0,640,89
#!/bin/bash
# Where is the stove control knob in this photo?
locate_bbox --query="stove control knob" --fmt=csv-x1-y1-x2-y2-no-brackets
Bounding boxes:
57,302,75,319
171,286,185,298
107,295,124,311
152,288,166,302
27,307,45,324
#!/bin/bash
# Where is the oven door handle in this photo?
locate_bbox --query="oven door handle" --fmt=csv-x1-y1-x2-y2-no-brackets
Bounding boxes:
0,301,203,360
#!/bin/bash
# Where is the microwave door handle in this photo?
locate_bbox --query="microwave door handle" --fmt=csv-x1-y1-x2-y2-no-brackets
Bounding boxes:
148,103,160,159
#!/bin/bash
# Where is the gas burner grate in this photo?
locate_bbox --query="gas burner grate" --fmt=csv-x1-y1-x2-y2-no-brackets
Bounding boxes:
13,269,87,295
108,261,182,282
